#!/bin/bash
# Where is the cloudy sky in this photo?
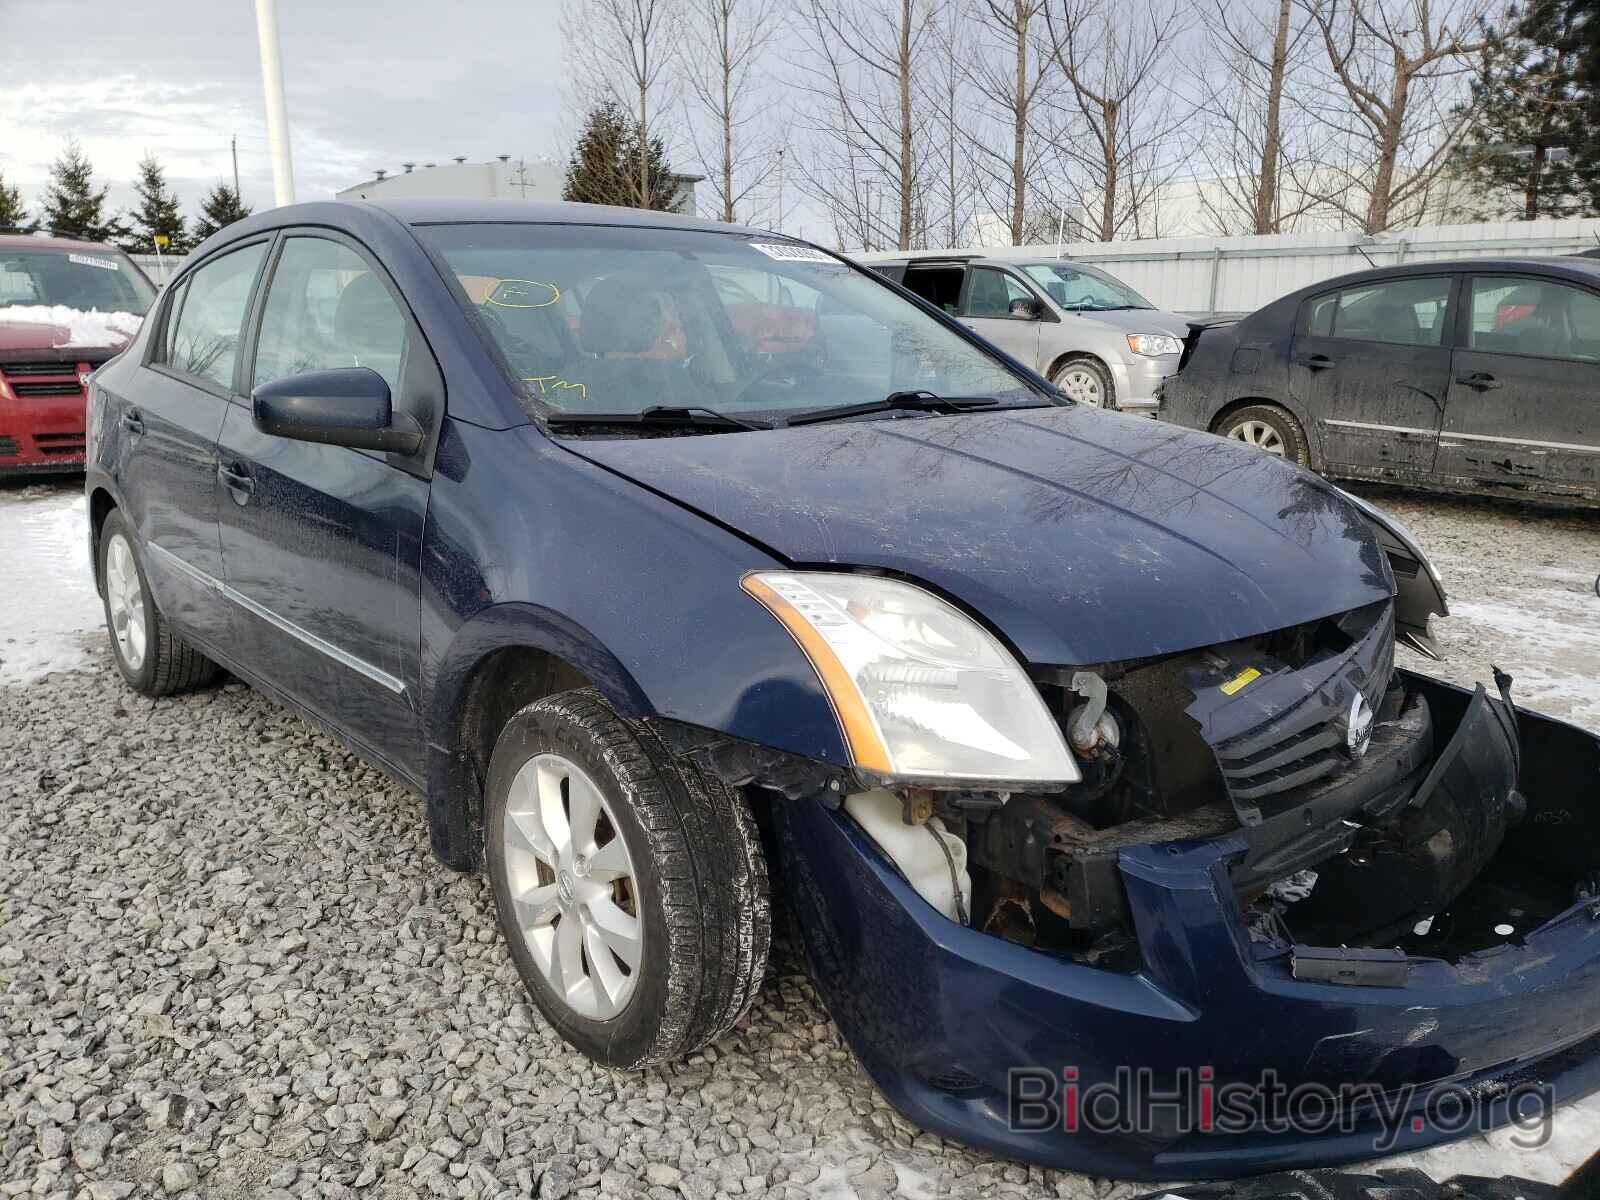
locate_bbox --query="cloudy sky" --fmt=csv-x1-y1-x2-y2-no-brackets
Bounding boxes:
0,0,572,223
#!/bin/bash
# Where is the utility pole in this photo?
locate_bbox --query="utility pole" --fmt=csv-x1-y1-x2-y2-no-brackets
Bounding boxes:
231,135,240,198
775,148,785,233
254,0,296,206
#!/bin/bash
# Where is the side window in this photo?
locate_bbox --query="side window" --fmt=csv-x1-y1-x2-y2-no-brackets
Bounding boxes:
159,277,190,363
901,266,965,313
1304,277,1452,347
252,237,410,395
962,268,1032,318
163,243,267,388
1468,276,1600,363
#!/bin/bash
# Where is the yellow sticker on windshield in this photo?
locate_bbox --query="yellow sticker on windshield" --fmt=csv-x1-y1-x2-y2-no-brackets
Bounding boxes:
1220,667,1261,696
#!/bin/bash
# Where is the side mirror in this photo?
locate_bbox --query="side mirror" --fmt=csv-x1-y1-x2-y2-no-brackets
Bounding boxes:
1008,297,1043,320
252,367,423,454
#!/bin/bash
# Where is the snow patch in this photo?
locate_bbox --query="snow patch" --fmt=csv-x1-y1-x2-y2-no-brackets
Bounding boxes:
0,304,142,349
0,488,104,684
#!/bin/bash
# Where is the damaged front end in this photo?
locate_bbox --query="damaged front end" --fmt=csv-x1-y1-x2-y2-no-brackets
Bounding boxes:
767,520,1600,1179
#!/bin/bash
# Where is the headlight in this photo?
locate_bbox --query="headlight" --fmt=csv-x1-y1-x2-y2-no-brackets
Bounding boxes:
1126,333,1183,357
742,571,1079,784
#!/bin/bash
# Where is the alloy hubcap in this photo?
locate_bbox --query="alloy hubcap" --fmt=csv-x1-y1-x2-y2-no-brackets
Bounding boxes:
501,753,642,1020
1058,368,1103,407
105,534,147,671
1228,419,1286,456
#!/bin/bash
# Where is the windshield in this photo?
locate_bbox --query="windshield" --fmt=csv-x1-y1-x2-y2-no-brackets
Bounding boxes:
1020,262,1153,311
416,223,1049,424
0,247,157,315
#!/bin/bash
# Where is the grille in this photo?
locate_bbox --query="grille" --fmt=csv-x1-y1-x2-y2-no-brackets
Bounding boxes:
0,361,74,376
0,436,17,456
34,432,85,455
1206,606,1396,821
10,380,82,396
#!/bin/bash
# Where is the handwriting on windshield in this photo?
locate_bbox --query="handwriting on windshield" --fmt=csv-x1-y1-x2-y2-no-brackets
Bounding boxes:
525,376,588,399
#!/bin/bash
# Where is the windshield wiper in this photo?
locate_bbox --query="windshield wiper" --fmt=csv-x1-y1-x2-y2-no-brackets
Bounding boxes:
785,390,1002,427
545,405,772,431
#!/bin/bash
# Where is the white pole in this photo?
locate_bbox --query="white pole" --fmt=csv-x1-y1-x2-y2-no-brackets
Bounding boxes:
254,0,296,207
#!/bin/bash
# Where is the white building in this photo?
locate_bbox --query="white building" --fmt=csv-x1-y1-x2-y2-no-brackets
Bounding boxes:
335,156,701,215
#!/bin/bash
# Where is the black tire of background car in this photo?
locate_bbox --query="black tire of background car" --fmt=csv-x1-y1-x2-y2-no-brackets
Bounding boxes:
97,511,219,696
1216,403,1311,467
1050,355,1116,410
483,688,770,1068
1133,1166,1563,1200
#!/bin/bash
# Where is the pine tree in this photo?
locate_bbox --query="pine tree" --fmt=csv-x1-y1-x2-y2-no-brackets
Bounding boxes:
126,155,189,254
0,171,26,231
1530,0,1600,210
190,182,253,243
563,101,680,211
38,141,130,243
1455,0,1595,219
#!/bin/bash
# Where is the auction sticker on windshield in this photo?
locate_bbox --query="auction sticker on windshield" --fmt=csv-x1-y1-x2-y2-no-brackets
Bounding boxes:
747,242,837,264
68,254,118,271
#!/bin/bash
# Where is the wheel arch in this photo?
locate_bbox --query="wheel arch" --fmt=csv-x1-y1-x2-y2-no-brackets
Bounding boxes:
424,603,655,872
1208,396,1323,470
1046,349,1110,381
88,485,119,594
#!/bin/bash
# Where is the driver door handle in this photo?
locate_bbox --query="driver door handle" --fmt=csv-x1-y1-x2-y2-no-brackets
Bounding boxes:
218,462,255,502
1456,372,1501,391
1297,353,1336,371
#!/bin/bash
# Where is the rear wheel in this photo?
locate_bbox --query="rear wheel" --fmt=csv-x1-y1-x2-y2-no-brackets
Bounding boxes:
1215,404,1310,466
484,688,769,1068
1051,356,1115,409
98,511,218,695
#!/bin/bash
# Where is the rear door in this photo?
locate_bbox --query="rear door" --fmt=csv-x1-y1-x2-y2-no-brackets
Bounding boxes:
1290,274,1456,479
1439,273,1600,499
114,239,270,649
957,265,1043,371
215,231,441,778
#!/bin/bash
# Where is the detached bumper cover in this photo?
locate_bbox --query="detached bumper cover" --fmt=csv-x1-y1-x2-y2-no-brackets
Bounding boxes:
774,675,1600,1179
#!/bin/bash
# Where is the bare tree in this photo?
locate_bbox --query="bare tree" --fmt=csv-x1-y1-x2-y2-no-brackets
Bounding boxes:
563,0,682,208
1190,0,1322,233
797,0,942,250
1041,0,1190,241
921,1,981,245
682,0,782,222
1301,0,1488,232
965,0,1059,243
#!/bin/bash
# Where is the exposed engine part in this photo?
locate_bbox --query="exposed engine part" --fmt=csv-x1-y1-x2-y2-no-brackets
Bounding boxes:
1066,671,1121,755
983,885,1036,946
845,790,972,924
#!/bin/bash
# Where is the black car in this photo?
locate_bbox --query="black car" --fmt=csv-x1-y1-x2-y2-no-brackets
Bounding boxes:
1158,258,1600,506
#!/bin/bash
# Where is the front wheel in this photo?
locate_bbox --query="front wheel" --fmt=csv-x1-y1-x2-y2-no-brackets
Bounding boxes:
1216,404,1310,467
484,688,769,1068
1051,356,1115,409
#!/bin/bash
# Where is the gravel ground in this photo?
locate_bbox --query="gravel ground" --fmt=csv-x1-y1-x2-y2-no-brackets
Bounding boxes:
2,478,1598,1200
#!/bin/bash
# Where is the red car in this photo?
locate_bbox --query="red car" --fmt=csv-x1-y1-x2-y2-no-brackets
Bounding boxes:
0,233,155,476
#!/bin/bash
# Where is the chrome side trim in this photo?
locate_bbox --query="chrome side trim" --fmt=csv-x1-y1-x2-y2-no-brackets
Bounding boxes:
146,541,407,696
1445,430,1600,455
1323,419,1437,437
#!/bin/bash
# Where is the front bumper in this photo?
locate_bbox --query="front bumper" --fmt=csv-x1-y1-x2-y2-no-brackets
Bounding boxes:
773,673,1600,1179
1109,354,1180,415
0,389,88,475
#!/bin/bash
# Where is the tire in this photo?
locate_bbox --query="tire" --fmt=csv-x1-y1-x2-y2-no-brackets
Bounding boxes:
98,511,218,696
1050,355,1115,409
484,688,770,1068
1215,403,1310,467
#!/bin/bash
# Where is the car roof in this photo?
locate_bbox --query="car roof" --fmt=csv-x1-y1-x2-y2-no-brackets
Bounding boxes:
1310,256,1600,290
0,232,129,254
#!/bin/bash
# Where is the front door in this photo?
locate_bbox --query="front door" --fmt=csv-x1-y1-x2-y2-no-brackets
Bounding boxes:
958,266,1043,372
114,240,270,649
1291,274,1456,481
216,232,439,779
1439,273,1600,499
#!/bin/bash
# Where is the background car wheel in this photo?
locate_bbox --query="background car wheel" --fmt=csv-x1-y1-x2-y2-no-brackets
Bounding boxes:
1216,404,1310,466
98,511,218,696
484,688,769,1069
1051,356,1115,409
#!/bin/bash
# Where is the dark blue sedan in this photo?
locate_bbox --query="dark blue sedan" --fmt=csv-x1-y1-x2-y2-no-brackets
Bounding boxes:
83,199,1600,1179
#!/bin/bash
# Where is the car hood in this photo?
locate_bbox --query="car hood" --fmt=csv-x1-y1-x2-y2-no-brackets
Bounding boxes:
563,407,1393,666
0,307,138,358
1059,307,1191,338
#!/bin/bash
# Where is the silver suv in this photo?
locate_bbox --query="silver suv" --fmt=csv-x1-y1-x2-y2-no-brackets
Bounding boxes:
864,254,1191,412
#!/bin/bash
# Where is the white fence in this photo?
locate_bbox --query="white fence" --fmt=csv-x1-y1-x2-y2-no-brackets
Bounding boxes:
129,253,186,287
862,218,1600,315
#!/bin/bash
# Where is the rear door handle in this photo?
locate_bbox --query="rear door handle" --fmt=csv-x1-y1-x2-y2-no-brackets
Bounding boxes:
1456,372,1501,391
120,409,145,436
1297,354,1336,371
218,462,255,502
